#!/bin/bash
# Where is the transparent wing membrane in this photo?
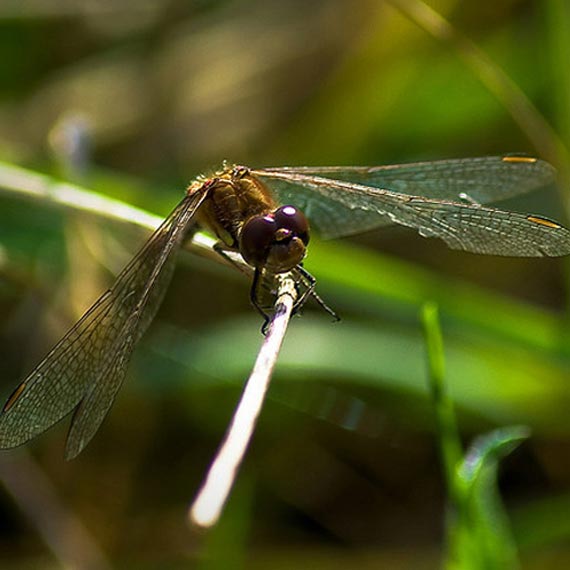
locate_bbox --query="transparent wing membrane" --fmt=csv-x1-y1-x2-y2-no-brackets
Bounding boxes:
0,191,206,458
253,157,570,254
259,156,555,205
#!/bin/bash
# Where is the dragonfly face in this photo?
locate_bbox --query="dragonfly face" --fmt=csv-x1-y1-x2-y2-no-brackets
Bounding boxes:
239,205,309,272
1,155,569,459
192,166,310,275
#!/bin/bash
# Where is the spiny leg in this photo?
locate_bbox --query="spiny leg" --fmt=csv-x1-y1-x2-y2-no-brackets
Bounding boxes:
212,243,273,331
294,265,340,322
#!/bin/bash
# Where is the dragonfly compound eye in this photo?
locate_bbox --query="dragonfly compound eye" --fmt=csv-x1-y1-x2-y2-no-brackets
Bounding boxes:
239,206,310,272
273,206,310,246
240,215,277,267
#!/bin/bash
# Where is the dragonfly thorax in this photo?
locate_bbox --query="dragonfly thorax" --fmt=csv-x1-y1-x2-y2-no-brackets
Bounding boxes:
194,167,277,250
194,166,310,273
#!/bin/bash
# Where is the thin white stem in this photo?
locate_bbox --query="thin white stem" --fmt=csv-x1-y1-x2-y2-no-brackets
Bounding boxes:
189,275,297,529
0,160,161,229
0,159,294,528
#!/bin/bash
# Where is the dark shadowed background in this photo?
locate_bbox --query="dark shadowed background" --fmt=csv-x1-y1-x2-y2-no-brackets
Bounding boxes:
1,1,570,568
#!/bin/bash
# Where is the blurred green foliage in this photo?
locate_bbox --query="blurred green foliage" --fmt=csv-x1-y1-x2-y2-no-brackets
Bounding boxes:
1,1,570,569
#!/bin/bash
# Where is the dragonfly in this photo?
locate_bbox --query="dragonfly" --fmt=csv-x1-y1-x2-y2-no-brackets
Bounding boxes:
0,155,569,460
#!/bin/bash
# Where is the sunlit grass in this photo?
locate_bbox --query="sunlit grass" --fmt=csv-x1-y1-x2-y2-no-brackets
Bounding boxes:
1,1,570,568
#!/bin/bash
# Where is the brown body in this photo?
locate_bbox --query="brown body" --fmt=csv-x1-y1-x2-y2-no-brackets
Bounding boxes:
187,165,314,319
192,168,278,250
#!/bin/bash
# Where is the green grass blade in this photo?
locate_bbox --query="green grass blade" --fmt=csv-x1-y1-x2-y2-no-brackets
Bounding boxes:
451,427,530,570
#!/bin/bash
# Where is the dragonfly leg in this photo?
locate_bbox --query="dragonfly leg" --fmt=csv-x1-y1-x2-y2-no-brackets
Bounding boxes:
295,265,340,322
212,242,252,276
250,268,273,334
213,244,339,329
212,243,276,332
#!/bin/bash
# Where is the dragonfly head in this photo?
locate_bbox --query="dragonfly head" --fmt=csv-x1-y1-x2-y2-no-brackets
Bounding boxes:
231,165,250,179
239,205,310,272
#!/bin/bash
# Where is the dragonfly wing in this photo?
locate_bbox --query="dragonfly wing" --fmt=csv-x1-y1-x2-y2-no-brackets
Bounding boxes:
260,156,555,205
0,190,206,456
253,173,393,238
64,322,136,459
64,191,207,459
398,198,570,256
0,291,116,449
253,171,570,256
